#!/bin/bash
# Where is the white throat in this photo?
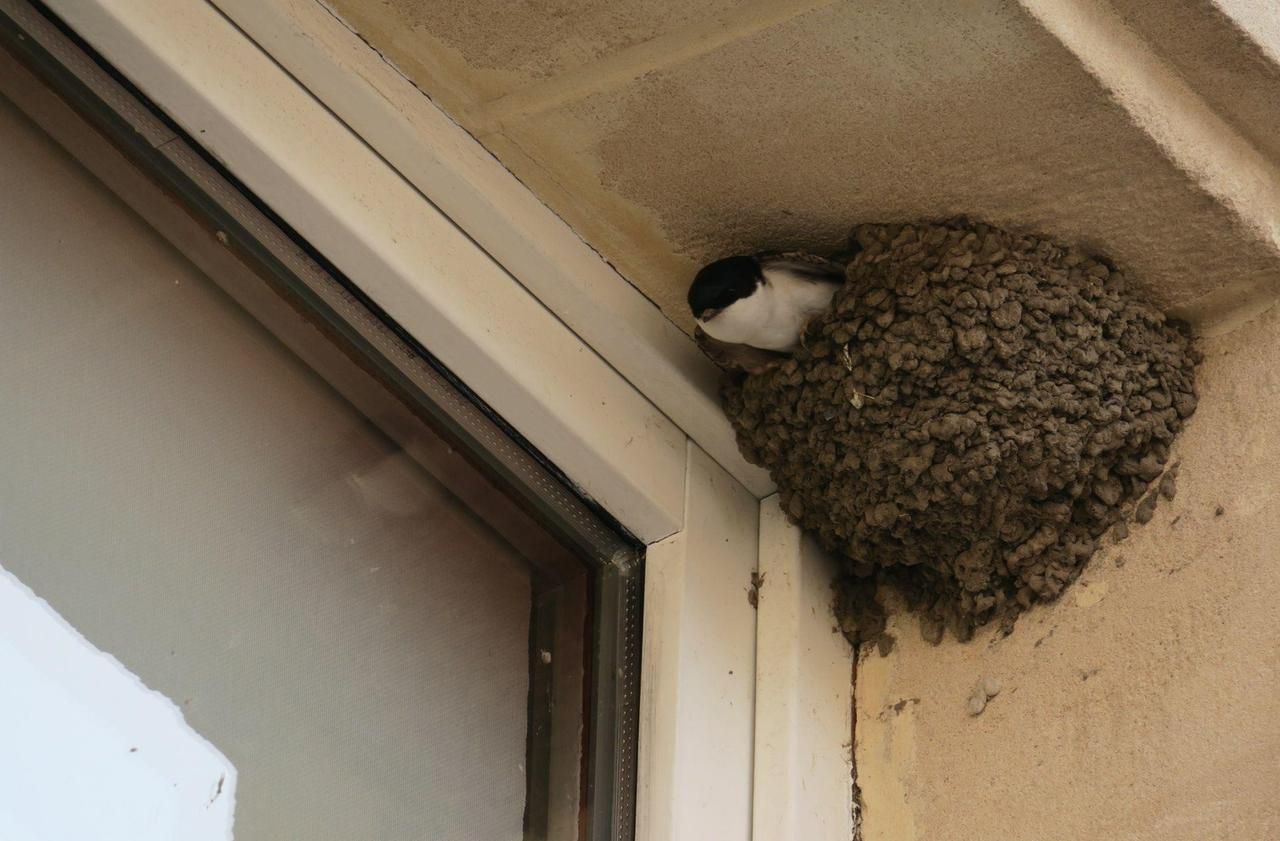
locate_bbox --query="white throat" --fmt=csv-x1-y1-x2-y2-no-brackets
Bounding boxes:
697,267,838,352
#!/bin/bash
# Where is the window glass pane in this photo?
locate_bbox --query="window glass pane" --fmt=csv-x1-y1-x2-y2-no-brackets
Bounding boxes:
0,89,558,840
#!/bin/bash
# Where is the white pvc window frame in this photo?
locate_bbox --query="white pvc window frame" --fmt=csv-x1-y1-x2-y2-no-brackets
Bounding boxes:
23,1,855,837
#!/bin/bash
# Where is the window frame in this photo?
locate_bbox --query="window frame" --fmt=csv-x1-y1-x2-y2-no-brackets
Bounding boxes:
0,7,642,837
1,1,857,838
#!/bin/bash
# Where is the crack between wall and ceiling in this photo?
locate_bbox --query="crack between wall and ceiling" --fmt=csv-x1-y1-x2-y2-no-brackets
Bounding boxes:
850,651,863,841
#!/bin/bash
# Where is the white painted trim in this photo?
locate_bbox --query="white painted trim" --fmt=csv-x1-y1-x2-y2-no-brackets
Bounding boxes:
637,444,760,841
753,496,854,840
201,0,775,499
43,0,687,543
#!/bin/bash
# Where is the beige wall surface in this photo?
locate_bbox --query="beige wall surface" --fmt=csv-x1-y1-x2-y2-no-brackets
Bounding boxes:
325,0,1280,332
855,298,1280,840
1110,0,1280,165
0,94,533,839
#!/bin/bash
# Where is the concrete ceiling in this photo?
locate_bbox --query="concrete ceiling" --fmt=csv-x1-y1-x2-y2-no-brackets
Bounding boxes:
324,0,1280,333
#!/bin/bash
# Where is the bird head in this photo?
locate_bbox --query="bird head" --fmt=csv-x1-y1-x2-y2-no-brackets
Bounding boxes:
688,255,762,325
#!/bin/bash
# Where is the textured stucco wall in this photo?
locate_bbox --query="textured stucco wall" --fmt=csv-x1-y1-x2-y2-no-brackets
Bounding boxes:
856,300,1280,841
1110,0,1280,166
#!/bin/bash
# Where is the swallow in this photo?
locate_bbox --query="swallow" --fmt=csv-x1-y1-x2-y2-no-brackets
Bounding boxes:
688,252,846,372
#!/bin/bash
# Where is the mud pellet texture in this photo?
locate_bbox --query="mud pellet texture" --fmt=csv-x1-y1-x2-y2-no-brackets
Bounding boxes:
723,221,1199,643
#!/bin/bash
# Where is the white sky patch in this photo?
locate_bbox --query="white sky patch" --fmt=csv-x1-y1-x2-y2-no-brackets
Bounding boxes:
0,566,236,840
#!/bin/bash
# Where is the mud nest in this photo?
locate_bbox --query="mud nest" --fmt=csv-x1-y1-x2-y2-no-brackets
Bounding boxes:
723,221,1200,644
